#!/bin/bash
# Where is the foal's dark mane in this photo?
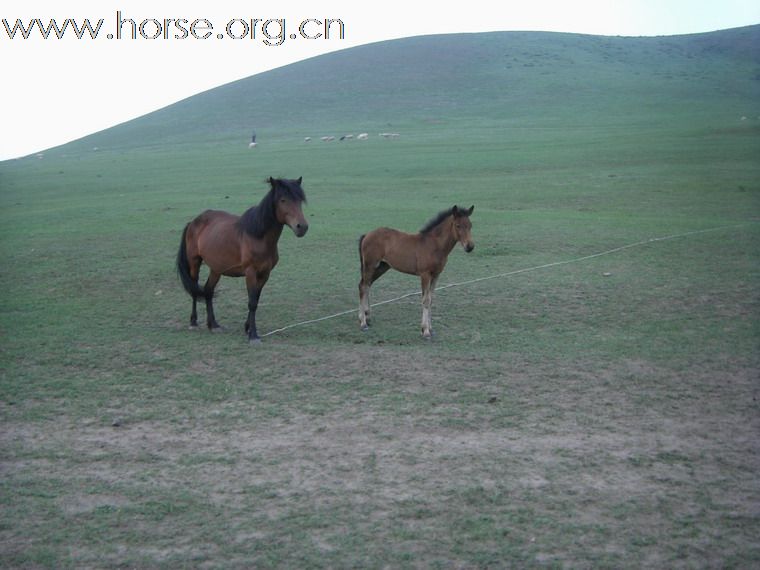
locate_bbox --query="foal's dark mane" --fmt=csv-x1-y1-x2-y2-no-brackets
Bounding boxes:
238,178,306,239
419,207,461,235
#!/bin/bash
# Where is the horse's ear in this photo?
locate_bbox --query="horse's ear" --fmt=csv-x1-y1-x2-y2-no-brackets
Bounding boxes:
452,205,459,216
297,176,303,185
467,205,474,216
267,176,274,185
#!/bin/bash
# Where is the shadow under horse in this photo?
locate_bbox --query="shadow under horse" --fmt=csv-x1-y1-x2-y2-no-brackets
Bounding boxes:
358,205,475,338
176,177,308,344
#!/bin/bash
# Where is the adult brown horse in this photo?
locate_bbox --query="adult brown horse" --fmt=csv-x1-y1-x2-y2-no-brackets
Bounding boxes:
176,177,308,344
358,205,474,338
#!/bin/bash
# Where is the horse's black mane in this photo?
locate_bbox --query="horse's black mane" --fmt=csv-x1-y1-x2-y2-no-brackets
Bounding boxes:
238,178,306,238
419,207,461,234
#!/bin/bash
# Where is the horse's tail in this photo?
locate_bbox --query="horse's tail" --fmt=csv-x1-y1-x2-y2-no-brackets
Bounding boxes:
177,223,212,300
358,234,366,273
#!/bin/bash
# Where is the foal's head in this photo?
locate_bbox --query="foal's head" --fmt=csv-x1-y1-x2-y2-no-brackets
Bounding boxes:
452,205,475,252
269,177,309,237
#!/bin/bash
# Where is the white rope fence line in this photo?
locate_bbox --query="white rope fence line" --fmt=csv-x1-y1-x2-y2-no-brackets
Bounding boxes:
262,223,750,337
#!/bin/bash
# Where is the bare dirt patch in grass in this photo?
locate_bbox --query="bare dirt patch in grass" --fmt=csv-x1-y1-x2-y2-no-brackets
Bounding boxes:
2,347,758,566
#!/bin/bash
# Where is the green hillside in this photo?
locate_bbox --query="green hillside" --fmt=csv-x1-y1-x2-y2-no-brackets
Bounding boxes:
57,25,760,153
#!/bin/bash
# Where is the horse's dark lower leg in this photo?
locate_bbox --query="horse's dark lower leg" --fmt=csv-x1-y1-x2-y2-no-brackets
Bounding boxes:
190,296,199,328
203,272,222,330
246,287,262,343
205,297,220,330
187,258,201,328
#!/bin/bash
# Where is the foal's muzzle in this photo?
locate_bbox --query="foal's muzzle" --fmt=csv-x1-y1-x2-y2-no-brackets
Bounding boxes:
464,242,475,253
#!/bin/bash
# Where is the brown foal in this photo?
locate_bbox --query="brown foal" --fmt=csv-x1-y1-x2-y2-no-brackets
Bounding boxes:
358,205,475,338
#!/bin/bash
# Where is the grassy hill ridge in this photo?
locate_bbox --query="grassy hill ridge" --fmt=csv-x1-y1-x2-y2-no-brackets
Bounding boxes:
52,25,760,154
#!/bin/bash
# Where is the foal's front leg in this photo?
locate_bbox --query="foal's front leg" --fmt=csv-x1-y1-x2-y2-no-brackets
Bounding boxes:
420,273,438,339
358,277,371,331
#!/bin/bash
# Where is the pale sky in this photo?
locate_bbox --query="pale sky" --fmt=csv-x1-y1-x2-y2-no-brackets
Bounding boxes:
2,0,758,160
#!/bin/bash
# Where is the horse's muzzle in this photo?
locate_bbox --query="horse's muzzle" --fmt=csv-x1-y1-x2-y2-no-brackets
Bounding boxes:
464,243,475,253
292,223,309,237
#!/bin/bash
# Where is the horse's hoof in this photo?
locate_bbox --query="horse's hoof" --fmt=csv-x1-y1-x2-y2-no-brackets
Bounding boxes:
210,326,225,334
249,337,262,346
188,324,199,331
361,325,369,332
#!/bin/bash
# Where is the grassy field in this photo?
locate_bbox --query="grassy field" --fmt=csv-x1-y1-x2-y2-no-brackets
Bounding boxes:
2,28,760,568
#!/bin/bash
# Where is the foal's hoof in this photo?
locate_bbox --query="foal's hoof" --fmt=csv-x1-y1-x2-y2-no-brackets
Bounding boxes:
249,337,263,346
210,326,225,334
361,324,370,332
188,324,199,331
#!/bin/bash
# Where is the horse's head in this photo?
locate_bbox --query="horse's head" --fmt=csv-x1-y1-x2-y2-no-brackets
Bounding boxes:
269,177,309,237
452,205,475,252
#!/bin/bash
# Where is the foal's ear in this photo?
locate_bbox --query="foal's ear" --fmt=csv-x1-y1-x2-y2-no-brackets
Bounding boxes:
267,176,275,185
466,205,474,216
297,176,303,185
452,205,460,216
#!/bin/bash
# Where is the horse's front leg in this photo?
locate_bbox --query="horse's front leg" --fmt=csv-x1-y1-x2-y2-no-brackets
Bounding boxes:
245,269,268,345
245,287,262,344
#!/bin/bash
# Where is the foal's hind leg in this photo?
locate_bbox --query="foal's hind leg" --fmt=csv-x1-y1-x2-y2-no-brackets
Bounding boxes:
203,271,222,330
359,261,389,330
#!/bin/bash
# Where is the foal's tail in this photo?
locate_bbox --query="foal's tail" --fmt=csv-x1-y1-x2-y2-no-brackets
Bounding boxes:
176,223,212,300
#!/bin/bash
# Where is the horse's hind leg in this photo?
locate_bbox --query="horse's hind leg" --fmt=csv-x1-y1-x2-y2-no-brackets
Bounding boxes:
188,257,202,328
190,297,199,328
203,271,222,330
